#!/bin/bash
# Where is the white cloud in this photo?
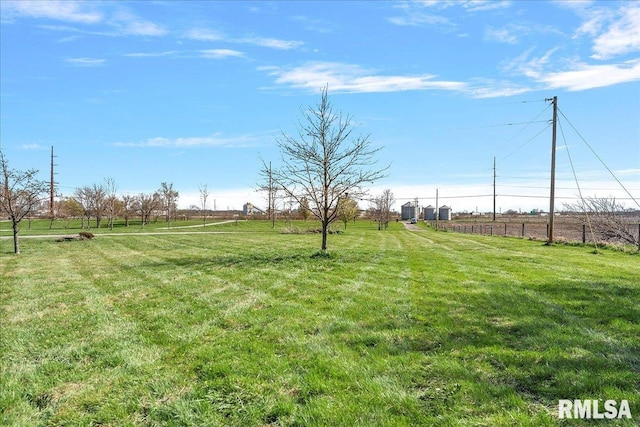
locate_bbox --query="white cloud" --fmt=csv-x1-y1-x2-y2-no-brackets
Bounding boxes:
3,1,166,37
465,79,531,98
239,36,304,50
125,51,178,58
260,61,466,93
199,49,244,59
536,59,640,91
389,0,510,28
387,12,453,29
185,27,303,50
1,0,103,24
109,8,166,37
21,143,49,151
462,0,511,12
261,61,538,98
565,2,640,60
65,57,106,67
121,20,167,37
501,48,561,78
408,0,511,12
591,4,640,60
184,28,225,41
291,15,334,34
485,25,523,44
113,132,273,148
615,169,640,177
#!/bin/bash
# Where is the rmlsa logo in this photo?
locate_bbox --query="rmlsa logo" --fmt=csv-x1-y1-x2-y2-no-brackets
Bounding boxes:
558,399,632,419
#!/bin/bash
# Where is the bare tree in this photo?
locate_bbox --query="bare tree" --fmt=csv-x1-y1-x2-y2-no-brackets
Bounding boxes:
121,194,137,227
199,184,209,226
565,196,638,246
0,151,49,254
138,192,160,227
258,160,281,228
373,189,395,230
58,197,84,229
88,183,106,229
73,183,107,229
270,86,387,252
159,182,179,228
104,178,118,230
74,186,91,229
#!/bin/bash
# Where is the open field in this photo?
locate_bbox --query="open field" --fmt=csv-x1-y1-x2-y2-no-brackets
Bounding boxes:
1,220,639,426
434,215,640,248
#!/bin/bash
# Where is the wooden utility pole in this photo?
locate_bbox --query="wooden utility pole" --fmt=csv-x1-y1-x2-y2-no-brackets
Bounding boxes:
546,96,558,245
435,188,439,230
49,146,56,219
493,156,496,222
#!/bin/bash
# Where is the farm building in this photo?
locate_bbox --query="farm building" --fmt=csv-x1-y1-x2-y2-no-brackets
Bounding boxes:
439,205,452,221
423,205,436,220
401,201,419,220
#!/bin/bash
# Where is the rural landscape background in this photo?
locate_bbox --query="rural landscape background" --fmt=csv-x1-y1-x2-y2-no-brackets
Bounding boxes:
2,1,639,425
1,218,639,425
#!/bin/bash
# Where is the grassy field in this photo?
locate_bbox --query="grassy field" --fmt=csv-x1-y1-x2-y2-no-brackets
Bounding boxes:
1,220,638,426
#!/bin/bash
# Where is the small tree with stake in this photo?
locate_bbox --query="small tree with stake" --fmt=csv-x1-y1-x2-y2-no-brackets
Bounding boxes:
269,86,387,252
0,150,49,254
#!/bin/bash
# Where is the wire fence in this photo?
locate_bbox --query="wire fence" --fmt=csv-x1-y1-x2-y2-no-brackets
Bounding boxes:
427,216,640,250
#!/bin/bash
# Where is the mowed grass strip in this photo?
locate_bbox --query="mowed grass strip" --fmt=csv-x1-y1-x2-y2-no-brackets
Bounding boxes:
1,221,638,426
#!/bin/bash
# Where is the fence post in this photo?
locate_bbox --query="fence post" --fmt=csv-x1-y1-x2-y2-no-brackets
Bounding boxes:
504,223,507,236
582,224,586,244
638,224,640,252
522,223,525,238
490,225,493,236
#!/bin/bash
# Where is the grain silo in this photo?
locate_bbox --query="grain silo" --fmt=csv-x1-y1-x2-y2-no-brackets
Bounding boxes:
401,201,419,220
423,205,436,220
439,205,452,221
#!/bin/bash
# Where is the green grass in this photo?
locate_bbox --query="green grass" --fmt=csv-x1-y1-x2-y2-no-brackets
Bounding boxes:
1,221,638,426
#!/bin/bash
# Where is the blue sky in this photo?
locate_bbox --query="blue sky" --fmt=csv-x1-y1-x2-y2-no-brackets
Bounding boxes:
1,0,638,212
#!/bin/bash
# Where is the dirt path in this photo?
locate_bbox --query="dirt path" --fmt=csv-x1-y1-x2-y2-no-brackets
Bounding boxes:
402,221,424,231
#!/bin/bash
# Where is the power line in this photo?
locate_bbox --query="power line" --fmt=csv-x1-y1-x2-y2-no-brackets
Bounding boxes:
500,123,552,163
461,120,548,130
558,107,639,208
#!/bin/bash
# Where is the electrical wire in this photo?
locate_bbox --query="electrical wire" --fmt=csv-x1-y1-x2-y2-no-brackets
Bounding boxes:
496,103,552,163
558,116,598,251
558,107,639,209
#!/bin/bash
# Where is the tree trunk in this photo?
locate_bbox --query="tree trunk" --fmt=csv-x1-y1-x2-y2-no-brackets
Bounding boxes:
321,220,328,251
12,221,20,254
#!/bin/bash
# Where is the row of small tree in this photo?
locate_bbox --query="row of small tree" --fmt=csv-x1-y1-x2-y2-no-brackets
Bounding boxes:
0,147,182,254
58,181,180,230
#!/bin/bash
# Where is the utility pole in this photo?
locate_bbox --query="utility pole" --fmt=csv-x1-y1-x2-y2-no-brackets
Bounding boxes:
546,96,558,245
435,188,439,231
49,146,57,220
493,156,496,222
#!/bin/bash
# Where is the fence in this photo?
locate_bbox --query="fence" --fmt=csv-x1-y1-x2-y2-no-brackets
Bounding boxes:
427,217,640,250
